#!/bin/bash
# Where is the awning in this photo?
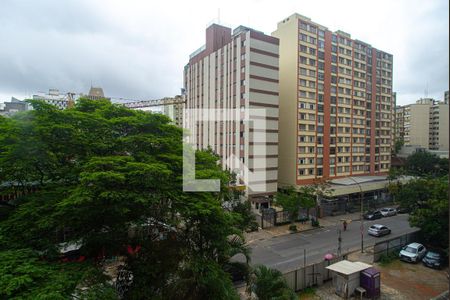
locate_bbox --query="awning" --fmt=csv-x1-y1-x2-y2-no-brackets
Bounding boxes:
325,260,371,275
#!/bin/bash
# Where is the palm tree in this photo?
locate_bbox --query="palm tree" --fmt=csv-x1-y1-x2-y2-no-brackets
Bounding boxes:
250,265,296,300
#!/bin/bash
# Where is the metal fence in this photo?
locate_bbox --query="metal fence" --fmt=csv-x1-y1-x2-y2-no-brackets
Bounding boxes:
321,193,394,217
373,230,420,262
260,208,318,229
281,253,348,292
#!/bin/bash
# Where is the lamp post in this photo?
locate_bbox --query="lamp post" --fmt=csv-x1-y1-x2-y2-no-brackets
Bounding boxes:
348,176,364,253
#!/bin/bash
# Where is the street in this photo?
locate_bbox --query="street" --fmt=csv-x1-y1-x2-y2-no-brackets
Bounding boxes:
249,214,418,273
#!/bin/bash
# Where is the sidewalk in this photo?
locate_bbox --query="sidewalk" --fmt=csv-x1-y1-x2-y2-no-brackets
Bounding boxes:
318,211,362,227
245,211,363,244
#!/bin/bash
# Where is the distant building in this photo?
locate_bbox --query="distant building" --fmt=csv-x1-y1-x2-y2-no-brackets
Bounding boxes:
163,103,183,127
445,90,449,104
81,86,111,101
273,13,394,186
32,89,75,109
0,97,30,116
395,97,449,151
32,87,109,109
184,23,279,206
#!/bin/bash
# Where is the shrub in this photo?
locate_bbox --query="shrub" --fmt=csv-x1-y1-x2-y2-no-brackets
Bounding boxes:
289,224,297,232
379,250,400,265
311,219,320,227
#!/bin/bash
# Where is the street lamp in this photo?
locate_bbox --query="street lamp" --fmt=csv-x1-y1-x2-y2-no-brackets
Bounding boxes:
347,176,364,253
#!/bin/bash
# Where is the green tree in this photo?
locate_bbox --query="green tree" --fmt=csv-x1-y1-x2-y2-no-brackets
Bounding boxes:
298,185,316,219
0,99,247,299
275,186,300,224
0,249,116,300
393,138,404,154
250,265,296,300
389,176,449,248
275,186,315,224
311,179,333,218
405,151,448,176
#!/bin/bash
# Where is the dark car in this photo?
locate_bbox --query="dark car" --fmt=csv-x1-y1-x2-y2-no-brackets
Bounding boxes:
422,250,448,269
397,207,411,214
363,210,382,220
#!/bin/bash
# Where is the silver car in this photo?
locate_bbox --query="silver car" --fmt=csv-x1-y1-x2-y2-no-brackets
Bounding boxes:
380,207,397,217
368,224,391,237
399,242,427,263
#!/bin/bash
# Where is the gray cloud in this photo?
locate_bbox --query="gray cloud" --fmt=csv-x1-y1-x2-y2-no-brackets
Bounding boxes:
0,0,448,104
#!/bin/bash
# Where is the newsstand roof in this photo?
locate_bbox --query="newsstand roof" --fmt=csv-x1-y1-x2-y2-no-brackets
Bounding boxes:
325,260,371,275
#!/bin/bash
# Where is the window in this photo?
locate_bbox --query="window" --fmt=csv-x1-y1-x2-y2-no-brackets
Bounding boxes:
318,72,324,81
318,51,325,60
318,40,325,49
318,62,324,70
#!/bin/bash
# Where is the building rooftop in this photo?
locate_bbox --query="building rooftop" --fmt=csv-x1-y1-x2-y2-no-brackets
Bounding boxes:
326,260,371,275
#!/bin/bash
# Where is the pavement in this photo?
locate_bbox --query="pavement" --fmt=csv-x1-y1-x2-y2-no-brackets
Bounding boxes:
248,214,417,273
245,211,363,244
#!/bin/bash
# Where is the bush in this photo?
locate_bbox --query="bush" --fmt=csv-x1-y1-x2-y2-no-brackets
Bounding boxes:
379,250,400,265
247,221,259,232
288,224,297,232
311,219,320,227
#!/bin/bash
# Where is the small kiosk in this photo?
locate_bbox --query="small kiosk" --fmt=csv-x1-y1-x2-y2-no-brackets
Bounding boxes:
326,260,372,299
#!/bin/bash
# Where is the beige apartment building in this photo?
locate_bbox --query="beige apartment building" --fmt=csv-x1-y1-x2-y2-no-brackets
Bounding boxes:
183,24,279,205
397,97,449,151
272,14,394,186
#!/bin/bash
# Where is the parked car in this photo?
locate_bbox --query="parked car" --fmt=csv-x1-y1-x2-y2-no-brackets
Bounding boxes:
380,207,397,217
363,210,383,220
399,242,427,263
397,207,411,214
422,250,448,269
368,224,391,237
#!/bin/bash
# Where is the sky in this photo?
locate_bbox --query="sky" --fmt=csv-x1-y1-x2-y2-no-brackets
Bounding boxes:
0,0,448,106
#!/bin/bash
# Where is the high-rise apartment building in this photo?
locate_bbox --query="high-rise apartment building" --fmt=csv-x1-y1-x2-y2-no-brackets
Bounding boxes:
184,24,279,205
397,97,449,151
395,105,405,142
163,102,183,127
272,14,394,186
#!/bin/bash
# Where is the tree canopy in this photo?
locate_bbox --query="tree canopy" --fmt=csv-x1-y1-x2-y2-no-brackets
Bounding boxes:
0,99,250,299
275,185,315,223
404,151,448,177
389,175,449,249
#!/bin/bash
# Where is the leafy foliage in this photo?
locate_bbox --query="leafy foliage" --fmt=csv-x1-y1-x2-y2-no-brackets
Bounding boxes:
0,99,247,299
405,151,448,176
275,185,315,223
390,176,449,248
0,249,114,300
250,265,296,300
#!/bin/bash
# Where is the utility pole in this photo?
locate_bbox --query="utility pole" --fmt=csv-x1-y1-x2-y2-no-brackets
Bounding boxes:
347,176,364,253
337,229,342,257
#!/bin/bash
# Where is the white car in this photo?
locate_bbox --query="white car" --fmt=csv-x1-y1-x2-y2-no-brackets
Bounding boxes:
380,207,397,217
399,242,427,263
368,224,391,237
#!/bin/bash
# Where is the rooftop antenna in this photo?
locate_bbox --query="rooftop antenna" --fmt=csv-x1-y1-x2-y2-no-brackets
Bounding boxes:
425,82,428,98
218,8,221,24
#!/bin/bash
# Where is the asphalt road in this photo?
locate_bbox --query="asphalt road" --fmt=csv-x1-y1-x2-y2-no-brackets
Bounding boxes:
249,214,418,273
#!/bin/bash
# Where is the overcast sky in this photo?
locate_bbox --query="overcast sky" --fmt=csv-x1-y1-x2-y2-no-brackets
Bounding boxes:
0,0,448,105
